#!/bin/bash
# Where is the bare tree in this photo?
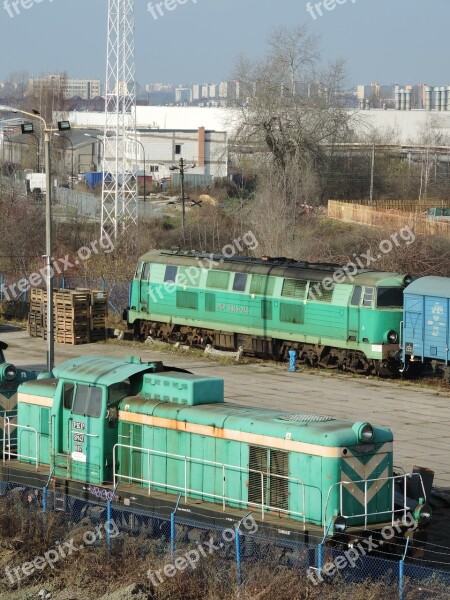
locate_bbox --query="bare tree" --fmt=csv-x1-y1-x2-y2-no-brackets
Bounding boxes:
233,26,352,178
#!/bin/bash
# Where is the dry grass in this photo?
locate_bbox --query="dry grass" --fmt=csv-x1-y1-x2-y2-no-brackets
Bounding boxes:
0,496,405,599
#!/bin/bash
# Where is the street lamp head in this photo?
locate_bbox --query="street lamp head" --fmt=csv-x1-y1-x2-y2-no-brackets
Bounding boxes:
0,105,17,113
32,109,41,115
58,120,70,131
21,123,34,134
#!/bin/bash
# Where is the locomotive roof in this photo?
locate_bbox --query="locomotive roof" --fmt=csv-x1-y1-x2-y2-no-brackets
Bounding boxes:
121,395,393,448
139,249,406,287
404,276,450,298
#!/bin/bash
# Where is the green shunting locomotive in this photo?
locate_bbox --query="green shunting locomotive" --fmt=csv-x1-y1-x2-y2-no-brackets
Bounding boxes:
124,250,411,376
0,341,37,455
16,355,431,542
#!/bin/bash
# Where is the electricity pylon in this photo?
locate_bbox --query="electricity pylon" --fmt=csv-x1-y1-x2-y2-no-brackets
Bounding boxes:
101,0,138,242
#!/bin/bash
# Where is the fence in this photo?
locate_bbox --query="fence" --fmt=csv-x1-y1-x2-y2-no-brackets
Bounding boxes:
328,199,450,237
0,479,449,597
54,188,163,222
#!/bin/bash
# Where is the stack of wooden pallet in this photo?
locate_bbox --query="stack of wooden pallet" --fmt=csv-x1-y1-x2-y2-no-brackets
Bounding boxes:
28,288,48,339
28,288,108,345
89,290,108,342
54,290,90,344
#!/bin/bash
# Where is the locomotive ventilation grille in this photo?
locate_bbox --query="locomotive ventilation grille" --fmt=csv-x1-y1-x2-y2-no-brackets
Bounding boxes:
275,414,334,423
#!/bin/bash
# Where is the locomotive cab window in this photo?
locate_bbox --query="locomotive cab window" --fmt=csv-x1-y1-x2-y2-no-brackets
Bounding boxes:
63,383,74,410
134,261,142,279
363,287,374,307
350,286,362,306
73,385,103,418
376,287,404,308
142,262,150,281
108,380,131,405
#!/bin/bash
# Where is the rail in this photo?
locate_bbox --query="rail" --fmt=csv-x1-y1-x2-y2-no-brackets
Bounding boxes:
2,417,39,470
323,472,427,532
113,443,306,526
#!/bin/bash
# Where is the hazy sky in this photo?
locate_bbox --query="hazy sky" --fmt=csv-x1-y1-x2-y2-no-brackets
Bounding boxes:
1,0,449,86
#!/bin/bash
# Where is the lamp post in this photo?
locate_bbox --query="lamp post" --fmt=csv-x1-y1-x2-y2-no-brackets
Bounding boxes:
84,133,104,171
0,106,70,372
54,133,74,189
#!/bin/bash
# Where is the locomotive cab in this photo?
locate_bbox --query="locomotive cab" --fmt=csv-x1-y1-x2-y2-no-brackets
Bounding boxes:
17,356,163,483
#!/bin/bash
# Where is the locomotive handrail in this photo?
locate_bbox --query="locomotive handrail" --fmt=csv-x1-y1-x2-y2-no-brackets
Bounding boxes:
0,410,16,452
2,418,39,470
323,472,427,533
113,443,306,526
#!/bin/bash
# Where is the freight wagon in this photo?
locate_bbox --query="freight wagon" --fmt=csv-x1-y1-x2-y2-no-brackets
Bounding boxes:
402,276,450,380
14,355,431,544
124,250,411,376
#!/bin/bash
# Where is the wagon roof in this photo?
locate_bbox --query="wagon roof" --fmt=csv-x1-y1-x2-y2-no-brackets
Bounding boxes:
404,276,450,298
139,250,405,286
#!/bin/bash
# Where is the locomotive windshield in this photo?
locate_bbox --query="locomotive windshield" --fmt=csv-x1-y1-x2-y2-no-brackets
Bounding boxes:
376,287,404,308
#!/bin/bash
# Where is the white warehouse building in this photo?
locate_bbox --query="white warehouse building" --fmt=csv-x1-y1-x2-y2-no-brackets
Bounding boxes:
133,126,227,180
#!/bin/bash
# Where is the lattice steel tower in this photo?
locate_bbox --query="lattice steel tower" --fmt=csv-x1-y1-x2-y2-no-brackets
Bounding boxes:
101,0,138,242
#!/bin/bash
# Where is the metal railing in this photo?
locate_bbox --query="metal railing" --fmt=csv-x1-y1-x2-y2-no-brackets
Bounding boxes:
0,410,16,448
324,472,427,532
113,443,306,525
2,417,39,470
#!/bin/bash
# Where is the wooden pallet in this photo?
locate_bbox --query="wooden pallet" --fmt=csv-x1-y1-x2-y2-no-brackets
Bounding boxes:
29,287,109,345
56,334,89,345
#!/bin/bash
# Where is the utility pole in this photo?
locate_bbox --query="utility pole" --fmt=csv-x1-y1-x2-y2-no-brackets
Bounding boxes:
0,106,71,371
369,144,375,205
180,157,186,230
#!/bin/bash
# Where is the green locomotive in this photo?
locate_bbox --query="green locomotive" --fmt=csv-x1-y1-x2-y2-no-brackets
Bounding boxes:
124,250,410,376
16,355,430,539
0,340,37,455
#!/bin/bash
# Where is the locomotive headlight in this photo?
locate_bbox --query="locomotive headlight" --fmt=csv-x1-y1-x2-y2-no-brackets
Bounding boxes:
332,515,347,534
1,363,17,381
353,422,374,443
403,274,413,287
414,503,432,527
387,330,399,344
